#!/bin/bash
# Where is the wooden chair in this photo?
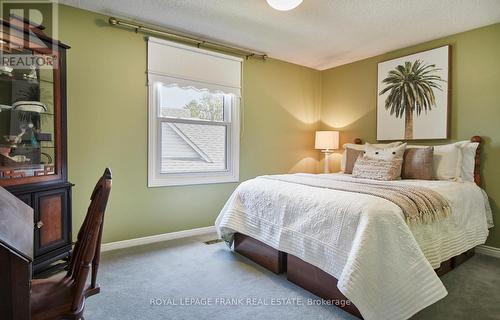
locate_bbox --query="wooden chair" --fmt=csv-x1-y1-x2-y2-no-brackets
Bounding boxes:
31,168,112,320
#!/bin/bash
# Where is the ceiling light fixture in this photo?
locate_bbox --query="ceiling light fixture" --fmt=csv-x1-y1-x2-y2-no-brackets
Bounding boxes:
266,0,303,11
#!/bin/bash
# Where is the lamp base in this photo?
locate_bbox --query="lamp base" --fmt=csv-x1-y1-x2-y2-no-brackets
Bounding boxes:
321,150,333,174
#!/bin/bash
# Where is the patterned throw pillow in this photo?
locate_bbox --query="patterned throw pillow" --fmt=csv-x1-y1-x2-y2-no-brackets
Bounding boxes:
364,143,406,161
352,156,403,181
401,147,434,180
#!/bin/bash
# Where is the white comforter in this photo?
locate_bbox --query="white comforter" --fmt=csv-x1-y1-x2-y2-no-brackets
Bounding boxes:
215,173,493,320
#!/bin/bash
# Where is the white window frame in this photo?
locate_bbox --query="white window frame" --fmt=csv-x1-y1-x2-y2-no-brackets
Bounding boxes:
148,81,240,187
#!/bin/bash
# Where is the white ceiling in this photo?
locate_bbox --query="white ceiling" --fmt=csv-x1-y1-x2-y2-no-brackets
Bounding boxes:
60,0,500,70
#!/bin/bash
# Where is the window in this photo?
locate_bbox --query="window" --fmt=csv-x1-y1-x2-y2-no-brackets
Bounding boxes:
147,38,241,187
159,85,233,174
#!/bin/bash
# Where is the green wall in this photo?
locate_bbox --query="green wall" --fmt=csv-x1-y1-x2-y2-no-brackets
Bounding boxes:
321,23,500,248
58,5,321,243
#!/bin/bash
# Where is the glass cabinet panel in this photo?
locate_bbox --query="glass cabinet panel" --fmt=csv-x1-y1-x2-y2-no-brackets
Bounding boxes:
0,49,57,180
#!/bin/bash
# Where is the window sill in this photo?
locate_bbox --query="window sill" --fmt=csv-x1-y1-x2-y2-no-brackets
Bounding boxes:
148,174,239,187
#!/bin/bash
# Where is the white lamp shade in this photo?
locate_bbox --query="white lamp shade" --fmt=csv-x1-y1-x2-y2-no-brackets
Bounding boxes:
266,0,303,11
315,131,339,150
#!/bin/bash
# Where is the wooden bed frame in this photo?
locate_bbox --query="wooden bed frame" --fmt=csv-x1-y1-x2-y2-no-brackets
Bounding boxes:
233,136,483,319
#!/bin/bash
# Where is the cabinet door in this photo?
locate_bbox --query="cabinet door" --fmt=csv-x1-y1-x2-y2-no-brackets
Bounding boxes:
34,188,69,256
0,49,65,188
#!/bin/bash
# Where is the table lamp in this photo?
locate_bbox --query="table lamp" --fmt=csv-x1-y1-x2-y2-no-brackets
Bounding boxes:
315,131,339,173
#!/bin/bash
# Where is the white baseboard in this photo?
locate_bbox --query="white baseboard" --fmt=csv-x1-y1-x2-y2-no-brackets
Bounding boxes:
101,226,217,253
475,245,500,258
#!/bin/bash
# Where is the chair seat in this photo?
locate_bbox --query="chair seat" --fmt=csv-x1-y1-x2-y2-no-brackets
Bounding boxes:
31,274,78,320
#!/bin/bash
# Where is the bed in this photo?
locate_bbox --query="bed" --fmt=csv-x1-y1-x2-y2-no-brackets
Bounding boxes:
215,136,493,320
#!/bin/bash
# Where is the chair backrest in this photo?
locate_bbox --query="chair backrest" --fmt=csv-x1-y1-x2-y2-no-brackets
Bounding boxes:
67,168,112,312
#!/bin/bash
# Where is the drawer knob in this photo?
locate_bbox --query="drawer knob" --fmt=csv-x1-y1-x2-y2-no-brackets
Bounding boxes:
36,221,44,229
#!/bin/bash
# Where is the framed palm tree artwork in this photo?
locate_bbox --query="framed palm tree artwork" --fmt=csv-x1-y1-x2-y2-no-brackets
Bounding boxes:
377,45,450,140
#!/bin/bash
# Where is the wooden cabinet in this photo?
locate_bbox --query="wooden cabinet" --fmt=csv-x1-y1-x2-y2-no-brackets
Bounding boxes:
7,183,72,275
0,16,72,276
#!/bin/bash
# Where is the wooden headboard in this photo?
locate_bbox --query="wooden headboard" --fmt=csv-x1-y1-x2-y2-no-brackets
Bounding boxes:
471,136,482,186
353,136,483,186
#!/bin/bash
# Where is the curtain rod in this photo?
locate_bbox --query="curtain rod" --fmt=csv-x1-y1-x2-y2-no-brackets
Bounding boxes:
108,17,267,60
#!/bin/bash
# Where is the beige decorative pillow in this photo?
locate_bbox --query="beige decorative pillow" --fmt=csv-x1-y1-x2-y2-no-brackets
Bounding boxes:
352,156,403,181
402,147,434,180
364,143,407,160
344,148,365,174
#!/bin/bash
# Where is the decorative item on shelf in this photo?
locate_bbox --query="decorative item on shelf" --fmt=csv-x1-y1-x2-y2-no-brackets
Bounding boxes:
9,154,30,163
12,100,47,113
0,65,13,77
0,136,33,164
13,101,48,126
315,131,340,174
29,127,39,147
9,143,40,164
23,65,38,80
14,75,40,93
3,129,25,147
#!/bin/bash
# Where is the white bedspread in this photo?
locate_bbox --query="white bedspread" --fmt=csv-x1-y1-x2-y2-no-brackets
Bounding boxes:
215,173,492,320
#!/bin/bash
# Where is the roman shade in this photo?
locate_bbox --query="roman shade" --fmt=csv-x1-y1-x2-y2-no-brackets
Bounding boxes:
147,37,242,96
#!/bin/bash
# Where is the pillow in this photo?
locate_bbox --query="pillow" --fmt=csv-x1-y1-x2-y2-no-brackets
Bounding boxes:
364,143,407,160
352,156,403,181
341,141,402,171
344,148,364,174
410,140,477,181
433,143,461,180
401,147,434,180
459,142,479,182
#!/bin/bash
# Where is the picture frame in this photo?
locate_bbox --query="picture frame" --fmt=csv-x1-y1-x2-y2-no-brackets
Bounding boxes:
377,45,450,140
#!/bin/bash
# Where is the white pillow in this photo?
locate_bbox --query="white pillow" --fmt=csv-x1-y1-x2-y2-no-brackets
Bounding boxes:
341,141,402,171
364,143,407,160
433,143,462,180
459,142,479,182
408,140,478,181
